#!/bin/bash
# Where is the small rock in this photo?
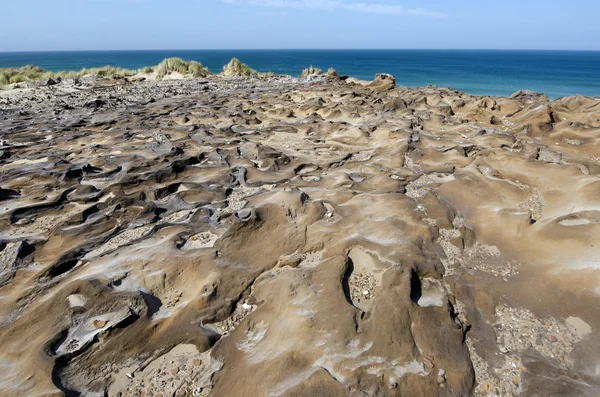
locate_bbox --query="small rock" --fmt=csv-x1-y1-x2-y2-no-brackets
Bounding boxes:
93,319,108,328
544,334,558,343
235,208,254,221
348,173,366,183
437,376,446,384
171,367,180,375
301,175,321,183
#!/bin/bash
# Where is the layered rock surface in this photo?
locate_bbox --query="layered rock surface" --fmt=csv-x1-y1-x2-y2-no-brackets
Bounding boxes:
0,75,599,397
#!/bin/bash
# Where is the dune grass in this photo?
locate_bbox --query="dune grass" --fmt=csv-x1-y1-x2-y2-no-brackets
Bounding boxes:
0,65,141,87
0,58,209,87
326,68,340,79
221,58,274,78
0,65,47,85
140,66,155,74
222,57,259,77
155,57,209,79
0,57,284,88
300,65,323,77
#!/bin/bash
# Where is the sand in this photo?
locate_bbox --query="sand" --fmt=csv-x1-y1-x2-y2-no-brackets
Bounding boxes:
0,73,599,397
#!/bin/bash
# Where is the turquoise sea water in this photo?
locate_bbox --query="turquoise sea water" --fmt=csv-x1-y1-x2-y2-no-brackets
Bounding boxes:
1,50,599,99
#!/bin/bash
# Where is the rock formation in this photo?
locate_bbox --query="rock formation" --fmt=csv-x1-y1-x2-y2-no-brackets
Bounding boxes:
0,73,599,397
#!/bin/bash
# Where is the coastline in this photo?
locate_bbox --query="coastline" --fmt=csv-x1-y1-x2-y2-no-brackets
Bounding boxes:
2,50,600,98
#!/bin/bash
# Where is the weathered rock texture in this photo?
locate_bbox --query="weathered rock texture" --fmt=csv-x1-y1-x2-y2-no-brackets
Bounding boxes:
0,75,599,397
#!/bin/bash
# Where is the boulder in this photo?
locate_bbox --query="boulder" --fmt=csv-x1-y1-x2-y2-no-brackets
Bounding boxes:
46,77,61,86
368,73,396,91
510,90,549,103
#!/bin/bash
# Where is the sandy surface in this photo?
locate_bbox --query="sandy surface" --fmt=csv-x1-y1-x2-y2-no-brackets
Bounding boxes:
0,74,599,397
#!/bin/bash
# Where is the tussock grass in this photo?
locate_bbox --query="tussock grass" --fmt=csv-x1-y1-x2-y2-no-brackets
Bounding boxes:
0,64,138,86
300,65,323,77
155,57,209,79
1,65,46,85
222,58,259,77
0,58,210,87
221,58,273,78
0,56,280,88
326,68,340,79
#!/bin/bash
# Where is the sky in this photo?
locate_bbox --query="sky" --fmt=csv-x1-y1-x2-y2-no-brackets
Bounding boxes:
1,0,599,51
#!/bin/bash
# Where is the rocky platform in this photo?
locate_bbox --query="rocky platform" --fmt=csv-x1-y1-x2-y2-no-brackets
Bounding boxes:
0,74,599,397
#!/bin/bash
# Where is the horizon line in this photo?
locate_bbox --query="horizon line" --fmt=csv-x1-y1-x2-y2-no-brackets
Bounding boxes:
1,48,600,53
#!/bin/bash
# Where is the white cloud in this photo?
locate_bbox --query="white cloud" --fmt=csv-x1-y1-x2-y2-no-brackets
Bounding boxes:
221,0,446,18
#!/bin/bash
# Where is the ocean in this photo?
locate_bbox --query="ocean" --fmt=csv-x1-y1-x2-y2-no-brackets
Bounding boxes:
1,49,599,100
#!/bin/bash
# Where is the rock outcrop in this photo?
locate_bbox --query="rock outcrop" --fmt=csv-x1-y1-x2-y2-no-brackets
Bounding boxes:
368,73,396,91
0,76,599,397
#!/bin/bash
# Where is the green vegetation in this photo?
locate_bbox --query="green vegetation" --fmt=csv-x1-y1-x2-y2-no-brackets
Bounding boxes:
1,65,46,85
300,65,323,77
222,57,259,77
0,57,282,88
155,57,209,79
0,58,210,87
140,66,155,74
326,68,340,79
0,64,139,87
221,57,273,78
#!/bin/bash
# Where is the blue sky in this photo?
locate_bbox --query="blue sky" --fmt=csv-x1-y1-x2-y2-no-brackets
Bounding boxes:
1,0,599,51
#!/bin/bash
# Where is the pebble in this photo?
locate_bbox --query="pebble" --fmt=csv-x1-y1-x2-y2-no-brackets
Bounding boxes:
544,334,558,343
424,359,435,369
93,319,108,328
